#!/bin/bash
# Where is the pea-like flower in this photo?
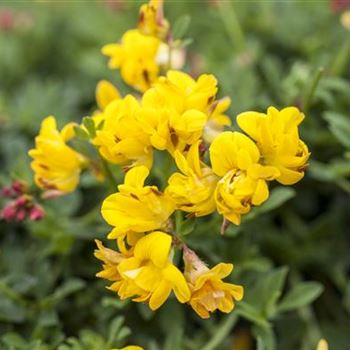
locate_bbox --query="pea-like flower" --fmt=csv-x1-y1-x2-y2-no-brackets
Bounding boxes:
210,131,279,225
93,95,153,169
96,232,191,311
139,71,218,153
183,246,243,319
102,29,161,92
237,106,310,185
101,166,175,241
138,0,169,39
166,141,218,216
28,116,85,193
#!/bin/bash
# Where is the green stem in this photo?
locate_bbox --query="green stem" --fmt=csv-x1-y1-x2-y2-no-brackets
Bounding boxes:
302,67,324,114
99,155,118,191
329,36,350,76
202,313,238,350
218,1,245,53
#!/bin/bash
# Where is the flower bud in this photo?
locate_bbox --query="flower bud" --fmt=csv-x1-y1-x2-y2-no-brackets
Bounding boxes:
29,205,45,221
1,203,17,221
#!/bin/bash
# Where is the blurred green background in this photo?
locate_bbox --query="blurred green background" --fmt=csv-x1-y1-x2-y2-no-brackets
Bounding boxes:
1,0,350,349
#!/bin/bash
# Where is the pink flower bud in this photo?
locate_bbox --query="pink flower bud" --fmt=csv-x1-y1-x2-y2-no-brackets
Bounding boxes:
15,195,31,207
1,203,17,221
29,205,45,221
1,186,13,198
15,209,27,222
12,180,27,194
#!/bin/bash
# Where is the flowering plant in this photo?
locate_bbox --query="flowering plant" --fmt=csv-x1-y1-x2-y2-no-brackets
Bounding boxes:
3,0,348,349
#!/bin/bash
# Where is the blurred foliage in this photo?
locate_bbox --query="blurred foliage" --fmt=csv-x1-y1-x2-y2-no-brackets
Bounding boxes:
0,0,350,349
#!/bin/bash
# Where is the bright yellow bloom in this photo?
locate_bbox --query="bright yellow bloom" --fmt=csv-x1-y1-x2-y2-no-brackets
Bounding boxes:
112,347,143,350
166,141,218,216
144,70,218,113
237,106,310,185
93,95,153,169
28,116,85,193
210,131,279,225
102,29,161,92
101,166,175,240
138,0,169,39
139,71,217,153
109,231,191,310
183,247,243,319
203,97,232,144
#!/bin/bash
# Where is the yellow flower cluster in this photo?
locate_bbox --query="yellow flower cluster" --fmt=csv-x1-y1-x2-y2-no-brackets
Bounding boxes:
28,0,310,326
102,0,183,92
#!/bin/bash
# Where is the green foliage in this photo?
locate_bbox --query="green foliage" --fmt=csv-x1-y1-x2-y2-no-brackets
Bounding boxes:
1,0,350,349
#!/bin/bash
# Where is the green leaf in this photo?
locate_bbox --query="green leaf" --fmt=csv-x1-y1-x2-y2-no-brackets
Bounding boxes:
82,116,96,138
324,112,350,149
258,187,296,214
172,15,191,40
73,125,90,141
236,301,269,328
277,281,323,312
254,325,276,350
247,267,289,318
245,187,295,221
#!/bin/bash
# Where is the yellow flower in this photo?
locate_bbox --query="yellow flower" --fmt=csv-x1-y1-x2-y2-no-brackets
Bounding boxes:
101,166,175,240
111,347,143,350
145,70,218,113
138,0,169,39
237,106,310,185
139,70,217,153
93,95,153,169
203,97,232,144
110,231,191,310
102,29,161,92
210,131,279,225
183,247,243,319
28,116,85,193
166,141,218,216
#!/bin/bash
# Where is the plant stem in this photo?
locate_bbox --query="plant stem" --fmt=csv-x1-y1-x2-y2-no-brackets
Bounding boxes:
202,313,238,350
99,155,118,191
329,36,350,76
218,1,245,53
302,67,324,114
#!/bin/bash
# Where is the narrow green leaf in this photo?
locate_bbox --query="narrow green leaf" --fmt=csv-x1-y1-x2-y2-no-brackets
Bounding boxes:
277,281,323,313
73,125,90,141
172,15,191,40
82,116,96,138
324,112,350,149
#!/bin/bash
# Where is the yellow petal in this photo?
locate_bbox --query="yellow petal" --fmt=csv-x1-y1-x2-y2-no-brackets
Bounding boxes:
134,231,172,268
96,80,121,110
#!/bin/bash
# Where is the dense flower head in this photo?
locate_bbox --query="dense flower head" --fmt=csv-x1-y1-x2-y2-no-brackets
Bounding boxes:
101,166,175,242
93,95,153,169
166,141,218,216
28,116,85,193
210,131,279,225
96,231,191,311
102,29,161,92
237,106,310,185
183,247,243,319
139,70,220,154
